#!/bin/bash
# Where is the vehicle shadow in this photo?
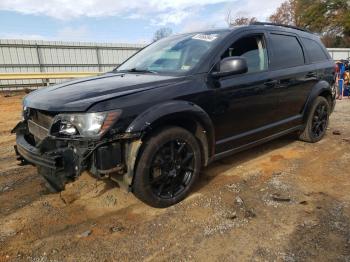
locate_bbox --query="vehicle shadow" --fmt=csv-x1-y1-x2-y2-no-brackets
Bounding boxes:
193,134,298,192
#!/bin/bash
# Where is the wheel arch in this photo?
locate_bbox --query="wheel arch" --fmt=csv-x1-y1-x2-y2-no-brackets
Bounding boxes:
125,100,215,166
302,81,333,124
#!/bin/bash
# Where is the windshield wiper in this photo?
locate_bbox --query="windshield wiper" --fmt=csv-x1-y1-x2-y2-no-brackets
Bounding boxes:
126,68,158,74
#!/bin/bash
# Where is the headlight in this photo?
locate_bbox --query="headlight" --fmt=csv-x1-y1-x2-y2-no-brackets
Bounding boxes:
53,110,122,137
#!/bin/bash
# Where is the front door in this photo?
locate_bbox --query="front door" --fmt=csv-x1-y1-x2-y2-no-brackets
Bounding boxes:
211,33,281,153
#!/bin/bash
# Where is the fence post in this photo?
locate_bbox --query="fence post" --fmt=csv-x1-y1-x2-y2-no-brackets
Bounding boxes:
35,44,44,72
35,44,48,86
96,46,102,72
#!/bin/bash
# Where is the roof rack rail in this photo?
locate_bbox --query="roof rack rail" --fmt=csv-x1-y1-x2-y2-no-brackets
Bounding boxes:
251,22,311,33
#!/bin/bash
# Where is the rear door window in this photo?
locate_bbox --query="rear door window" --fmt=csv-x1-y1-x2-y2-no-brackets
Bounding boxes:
301,37,329,63
269,33,305,69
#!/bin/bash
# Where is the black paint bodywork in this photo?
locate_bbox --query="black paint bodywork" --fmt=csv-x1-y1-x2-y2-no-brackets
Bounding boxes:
14,25,336,188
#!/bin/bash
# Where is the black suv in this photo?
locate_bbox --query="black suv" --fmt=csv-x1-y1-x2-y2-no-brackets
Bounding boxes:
13,23,336,207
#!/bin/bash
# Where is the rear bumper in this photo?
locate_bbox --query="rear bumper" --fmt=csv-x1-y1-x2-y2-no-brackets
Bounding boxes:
15,133,61,170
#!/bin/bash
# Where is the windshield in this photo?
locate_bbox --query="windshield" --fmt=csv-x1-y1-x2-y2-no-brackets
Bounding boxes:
115,31,229,75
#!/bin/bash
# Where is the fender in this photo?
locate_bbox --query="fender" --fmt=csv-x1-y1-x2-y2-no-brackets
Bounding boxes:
302,80,333,123
125,100,215,159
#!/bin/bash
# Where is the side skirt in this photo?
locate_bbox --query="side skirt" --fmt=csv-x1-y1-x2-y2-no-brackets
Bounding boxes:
211,125,304,162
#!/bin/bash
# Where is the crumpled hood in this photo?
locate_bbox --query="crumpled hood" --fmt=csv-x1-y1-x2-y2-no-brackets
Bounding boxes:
24,72,178,112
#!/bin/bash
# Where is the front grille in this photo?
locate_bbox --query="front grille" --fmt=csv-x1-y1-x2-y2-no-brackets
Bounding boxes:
29,109,55,129
28,109,56,142
28,120,49,141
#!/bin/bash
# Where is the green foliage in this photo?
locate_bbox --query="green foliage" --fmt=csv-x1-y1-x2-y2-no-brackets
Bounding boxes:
270,0,350,47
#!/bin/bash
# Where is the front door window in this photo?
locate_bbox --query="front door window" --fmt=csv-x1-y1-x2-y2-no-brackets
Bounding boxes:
222,35,268,73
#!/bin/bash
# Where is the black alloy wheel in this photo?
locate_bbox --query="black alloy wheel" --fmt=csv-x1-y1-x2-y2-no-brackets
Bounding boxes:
149,139,195,199
299,96,330,143
311,102,328,139
133,126,202,208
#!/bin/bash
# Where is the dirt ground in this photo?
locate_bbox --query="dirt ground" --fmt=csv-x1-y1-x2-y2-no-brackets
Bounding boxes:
0,93,349,262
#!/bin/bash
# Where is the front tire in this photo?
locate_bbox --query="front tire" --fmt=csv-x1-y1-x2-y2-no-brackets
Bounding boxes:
133,126,202,208
299,96,330,143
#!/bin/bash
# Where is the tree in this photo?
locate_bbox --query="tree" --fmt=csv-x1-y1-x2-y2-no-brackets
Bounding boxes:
269,0,350,47
153,27,173,42
225,9,257,27
269,0,299,26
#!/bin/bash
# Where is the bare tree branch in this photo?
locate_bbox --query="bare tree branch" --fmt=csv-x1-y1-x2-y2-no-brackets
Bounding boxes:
225,9,258,27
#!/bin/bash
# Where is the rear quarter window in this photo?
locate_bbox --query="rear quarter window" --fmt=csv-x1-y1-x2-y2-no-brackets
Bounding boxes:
269,33,305,69
301,37,329,63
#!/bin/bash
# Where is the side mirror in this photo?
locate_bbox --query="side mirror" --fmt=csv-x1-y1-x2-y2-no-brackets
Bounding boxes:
211,56,248,78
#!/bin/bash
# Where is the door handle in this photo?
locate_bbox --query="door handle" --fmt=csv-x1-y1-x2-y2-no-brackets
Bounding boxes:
264,80,278,87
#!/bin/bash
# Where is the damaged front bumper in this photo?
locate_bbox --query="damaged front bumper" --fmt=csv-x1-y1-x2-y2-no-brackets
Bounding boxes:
15,133,61,169
12,120,142,190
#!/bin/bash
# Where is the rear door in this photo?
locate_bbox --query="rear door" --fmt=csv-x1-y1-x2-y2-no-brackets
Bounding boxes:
300,36,335,94
266,32,314,123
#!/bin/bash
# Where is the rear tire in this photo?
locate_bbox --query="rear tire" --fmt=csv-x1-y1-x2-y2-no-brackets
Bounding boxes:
133,126,202,208
299,96,330,143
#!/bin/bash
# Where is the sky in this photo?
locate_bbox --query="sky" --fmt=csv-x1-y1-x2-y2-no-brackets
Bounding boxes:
0,0,285,44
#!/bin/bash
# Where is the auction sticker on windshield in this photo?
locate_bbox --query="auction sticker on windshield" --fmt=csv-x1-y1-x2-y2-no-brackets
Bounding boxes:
192,34,218,42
